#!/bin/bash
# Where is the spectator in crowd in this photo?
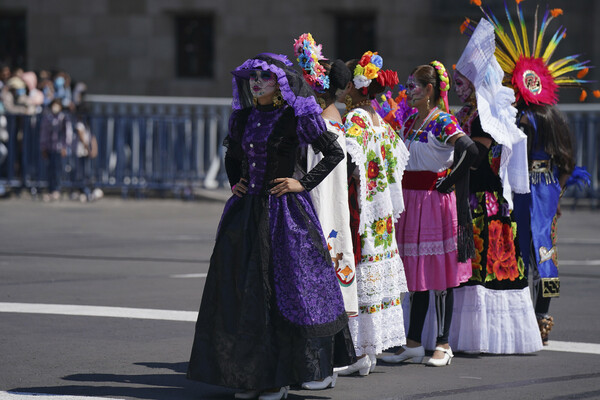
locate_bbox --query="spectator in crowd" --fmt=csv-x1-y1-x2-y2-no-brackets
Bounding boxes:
1,75,36,115
40,98,70,201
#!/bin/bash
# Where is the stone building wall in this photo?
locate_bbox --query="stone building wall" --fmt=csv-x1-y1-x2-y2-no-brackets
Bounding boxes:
0,0,597,103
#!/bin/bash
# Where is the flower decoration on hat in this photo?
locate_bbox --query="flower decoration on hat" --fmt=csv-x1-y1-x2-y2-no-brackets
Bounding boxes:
461,0,592,105
353,51,399,95
293,33,330,94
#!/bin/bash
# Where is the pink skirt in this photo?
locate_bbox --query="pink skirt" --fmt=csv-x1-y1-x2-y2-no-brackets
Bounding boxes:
395,188,472,291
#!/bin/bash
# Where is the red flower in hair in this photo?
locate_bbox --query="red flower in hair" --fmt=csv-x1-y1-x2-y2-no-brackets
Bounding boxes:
376,70,399,88
359,52,372,67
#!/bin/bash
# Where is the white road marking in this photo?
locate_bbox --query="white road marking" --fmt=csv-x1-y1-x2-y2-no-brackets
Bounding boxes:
559,259,600,266
169,273,208,278
1,302,599,356
0,303,197,322
543,340,600,355
0,393,124,399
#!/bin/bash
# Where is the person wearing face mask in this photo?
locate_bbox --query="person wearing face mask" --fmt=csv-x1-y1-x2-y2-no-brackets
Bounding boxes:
40,99,69,201
382,61,478,367
187,53,354,400
447,19,542,355
335,51,409,377
293,33,357,390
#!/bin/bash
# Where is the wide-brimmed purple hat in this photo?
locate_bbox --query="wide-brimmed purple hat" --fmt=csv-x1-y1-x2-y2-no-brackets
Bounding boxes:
231,53,322,117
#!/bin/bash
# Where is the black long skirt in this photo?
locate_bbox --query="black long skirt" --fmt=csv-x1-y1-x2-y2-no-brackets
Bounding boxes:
187,194,355,390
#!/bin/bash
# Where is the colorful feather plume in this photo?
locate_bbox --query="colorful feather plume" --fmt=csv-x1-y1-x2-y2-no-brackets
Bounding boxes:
460,0,592,105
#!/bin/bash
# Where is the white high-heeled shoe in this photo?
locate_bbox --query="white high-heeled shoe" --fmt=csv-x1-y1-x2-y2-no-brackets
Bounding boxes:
301,372,337,390
337,355,371,376
234,389,260,399
426,346,454,367
379,346,425,364
368,354,377,373
258,386,288,400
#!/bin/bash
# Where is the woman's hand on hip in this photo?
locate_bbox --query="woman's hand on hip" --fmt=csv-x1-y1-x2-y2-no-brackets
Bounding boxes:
269,178,305,197
232,178,248,197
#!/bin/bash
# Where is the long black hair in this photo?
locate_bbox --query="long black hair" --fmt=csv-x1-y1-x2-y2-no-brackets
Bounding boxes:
318,59,351,106
518,103,575,175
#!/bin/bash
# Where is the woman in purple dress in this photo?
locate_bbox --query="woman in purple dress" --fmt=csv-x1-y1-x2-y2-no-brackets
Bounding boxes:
187,53,355,400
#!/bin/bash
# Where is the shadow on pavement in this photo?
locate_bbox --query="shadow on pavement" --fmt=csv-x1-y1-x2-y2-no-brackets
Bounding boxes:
9,361,334,400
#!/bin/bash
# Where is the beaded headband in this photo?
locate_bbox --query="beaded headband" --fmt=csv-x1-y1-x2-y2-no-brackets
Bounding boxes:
293,33,330,94
430,60,450,112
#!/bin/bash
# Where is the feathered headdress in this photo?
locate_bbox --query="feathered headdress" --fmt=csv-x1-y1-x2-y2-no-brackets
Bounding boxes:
461,0,592,105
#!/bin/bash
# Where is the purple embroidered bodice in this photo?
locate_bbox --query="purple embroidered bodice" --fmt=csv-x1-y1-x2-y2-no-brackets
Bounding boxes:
242,107,286,194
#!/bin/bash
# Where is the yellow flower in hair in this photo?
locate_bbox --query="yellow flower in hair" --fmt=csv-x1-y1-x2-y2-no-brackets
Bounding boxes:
364,63,379,80
354,65,365,76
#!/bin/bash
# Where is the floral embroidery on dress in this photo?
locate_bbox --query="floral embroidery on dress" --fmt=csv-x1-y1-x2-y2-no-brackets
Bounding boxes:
469,191,526,283
486,220,520,281
402,113,461,145
359,297,401,314
369,214,394,250
489,144,502,175
360,248,399,263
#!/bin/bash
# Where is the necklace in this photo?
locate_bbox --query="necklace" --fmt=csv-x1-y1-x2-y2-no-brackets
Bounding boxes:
346,98,372,112
406,107,439,149
407,107,439,136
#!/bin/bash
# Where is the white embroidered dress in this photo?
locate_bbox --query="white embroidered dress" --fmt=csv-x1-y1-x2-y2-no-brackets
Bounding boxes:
343,108,410,356
305,119,358,315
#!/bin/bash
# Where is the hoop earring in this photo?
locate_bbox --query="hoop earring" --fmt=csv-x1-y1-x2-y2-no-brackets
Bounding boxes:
345,95,353,112
273,89,284,107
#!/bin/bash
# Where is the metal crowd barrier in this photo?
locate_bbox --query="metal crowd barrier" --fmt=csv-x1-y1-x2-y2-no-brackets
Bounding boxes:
0,95,233,198
0,96,598,203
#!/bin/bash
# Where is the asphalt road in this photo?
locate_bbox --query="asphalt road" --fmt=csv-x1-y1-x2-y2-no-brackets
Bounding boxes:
1,195,599,400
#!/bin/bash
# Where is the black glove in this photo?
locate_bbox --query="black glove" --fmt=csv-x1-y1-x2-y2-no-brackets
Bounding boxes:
435,135,479,194
299,130,344,192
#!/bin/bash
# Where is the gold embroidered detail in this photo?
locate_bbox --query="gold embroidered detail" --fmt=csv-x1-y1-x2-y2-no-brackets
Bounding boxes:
539,246,556,263
542,278,560,298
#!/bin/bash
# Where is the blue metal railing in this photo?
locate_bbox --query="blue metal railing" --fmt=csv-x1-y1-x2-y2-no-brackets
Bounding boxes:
0,96,598,202
0,95,232,198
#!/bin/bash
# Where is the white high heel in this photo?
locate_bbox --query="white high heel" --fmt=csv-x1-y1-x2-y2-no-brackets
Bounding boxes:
234,389,260,399
379,346,425,364
258,386,288,400
368,354,377,373
337,355,372,376
301,372,338,390
426,346,454,367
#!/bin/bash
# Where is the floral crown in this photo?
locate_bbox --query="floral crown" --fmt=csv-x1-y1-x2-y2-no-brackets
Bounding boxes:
430,60,450,112
353,51,399,95
293,33,330,94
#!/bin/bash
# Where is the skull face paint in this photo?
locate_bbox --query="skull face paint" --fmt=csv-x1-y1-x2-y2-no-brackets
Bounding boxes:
249,70,277,99
406,75,427,107
453,72,475,103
